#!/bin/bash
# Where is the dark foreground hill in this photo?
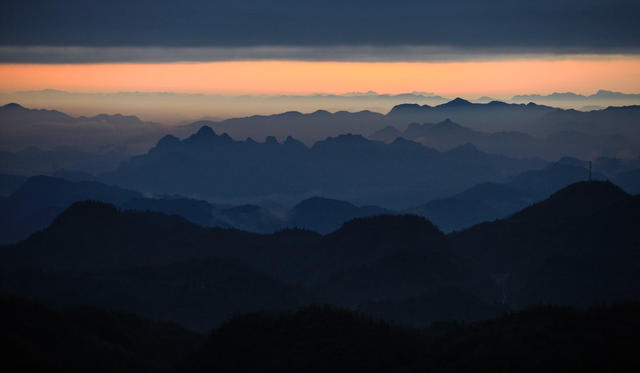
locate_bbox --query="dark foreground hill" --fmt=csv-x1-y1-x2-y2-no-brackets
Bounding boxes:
5,296,640,373
1,296,203,373
0,175,142,244
0,175,396,244
408,161,606,232
453,181,639,307
183,303,640,373
1,181,638,330
0,202,489,329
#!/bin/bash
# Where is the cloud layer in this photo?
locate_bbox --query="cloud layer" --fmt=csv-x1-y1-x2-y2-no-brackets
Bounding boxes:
2,1,639,53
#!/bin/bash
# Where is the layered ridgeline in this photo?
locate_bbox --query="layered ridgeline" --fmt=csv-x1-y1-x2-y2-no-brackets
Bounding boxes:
177,99,640,161
407,160,613,232
101,125,545,208
0,175,392,244
183,98,640,142
0,102,169,155
3,158,637,243
370,117,640,160
5,296,640,373
3,100,639,178
2,181,638,330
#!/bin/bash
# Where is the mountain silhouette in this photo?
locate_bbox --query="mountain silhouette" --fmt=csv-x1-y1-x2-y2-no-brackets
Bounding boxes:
181,303,640,373
2,181,639,330
453,181,636,307
288,197,391,234
0,175,141,244
373,117,638,160
0,103,166,154
386,100,556,133
408,161,607,232
368,125,402,142
102,125,544,209
2,296,202,373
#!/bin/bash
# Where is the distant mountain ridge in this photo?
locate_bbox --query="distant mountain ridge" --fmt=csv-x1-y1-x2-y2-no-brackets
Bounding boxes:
0,102,152,126
0,175,397,244
407,161,608,232
513,89,640,103
101,125,546,209
370,117,639,160
0,103,169,154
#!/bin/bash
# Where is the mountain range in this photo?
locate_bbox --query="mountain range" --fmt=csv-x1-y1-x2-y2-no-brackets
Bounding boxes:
0,102,170,154
6,295,639,372
371,117,638,160
101,125,546,209
3,156,638,244
0,175,395,244
407,161,611,232
512,89,640,107
2,180,638,331
6,99,640,151
187,97,640,144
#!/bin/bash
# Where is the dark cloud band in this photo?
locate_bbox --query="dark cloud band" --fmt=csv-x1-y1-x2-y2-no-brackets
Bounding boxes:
1,46,639,64
1,0,639,53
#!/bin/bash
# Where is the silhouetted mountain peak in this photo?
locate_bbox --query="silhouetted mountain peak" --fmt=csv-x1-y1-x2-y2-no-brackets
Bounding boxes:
265,136,279,145
51,200,121,227
293,196,356,211
196,125,216,137
547,181,628,204
435,118,462,129
487,100,509,106
508,180,630,224
311,109,331,117
88,113,144,125
390,137,418,146
283,136,307,149
369,125,402,142
332,214,443,240
156,134,180,149
2,102,26,111
275,111,303,118
438,97,473,108
182,125,234,147
387,103,427,115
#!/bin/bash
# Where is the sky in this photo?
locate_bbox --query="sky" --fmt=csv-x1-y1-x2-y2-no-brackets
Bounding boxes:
1,0,639,119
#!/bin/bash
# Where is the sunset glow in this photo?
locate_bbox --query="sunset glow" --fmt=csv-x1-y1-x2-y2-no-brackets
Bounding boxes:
2,57,639,97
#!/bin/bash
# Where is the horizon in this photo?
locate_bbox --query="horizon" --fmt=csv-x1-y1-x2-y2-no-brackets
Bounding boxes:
2,86,640,124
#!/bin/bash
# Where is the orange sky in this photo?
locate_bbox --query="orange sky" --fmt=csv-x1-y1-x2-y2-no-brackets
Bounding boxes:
1,57,640,96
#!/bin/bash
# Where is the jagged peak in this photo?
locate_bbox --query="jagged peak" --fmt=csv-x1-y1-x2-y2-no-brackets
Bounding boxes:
438,97,473,107
436,118,461,127
196,125,216,136
284,136,307,148
265,136,279,145
156,134,180,148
